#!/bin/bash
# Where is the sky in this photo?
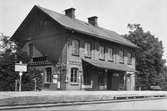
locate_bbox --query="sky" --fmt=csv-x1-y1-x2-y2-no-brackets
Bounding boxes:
0,0,167,64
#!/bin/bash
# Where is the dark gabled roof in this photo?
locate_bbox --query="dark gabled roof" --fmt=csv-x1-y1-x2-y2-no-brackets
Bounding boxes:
36,6,138,48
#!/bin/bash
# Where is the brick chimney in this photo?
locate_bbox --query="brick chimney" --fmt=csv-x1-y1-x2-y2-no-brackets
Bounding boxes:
88,16,98,26
65,8,75,19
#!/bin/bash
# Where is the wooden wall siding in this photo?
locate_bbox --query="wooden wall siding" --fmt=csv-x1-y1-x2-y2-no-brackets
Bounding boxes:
22,41,43,57
20,10,69,90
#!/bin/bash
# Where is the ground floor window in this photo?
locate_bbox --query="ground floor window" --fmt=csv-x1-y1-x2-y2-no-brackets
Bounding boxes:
70,68,78,83
45,67,52,83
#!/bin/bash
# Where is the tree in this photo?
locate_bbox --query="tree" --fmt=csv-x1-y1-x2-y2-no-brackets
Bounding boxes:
124,24,166,90
0,34,42,91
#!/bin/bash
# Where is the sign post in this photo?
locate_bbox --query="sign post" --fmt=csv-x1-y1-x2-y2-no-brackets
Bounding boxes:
19,72,23,92
15,61,27,92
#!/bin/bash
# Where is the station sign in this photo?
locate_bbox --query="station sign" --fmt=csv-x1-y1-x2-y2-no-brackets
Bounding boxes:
15,63,27,72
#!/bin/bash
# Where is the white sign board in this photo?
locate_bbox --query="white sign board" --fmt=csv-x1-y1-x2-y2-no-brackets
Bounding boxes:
15,63,27,72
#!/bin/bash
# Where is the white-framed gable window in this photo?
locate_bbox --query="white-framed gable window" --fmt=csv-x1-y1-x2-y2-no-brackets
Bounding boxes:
108,47,114,61
85,42,91,58
99,46,105,60
71,39,79,56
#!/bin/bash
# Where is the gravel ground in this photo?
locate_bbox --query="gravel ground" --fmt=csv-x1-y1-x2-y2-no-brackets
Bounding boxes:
0,91,167,106
0,91,167,99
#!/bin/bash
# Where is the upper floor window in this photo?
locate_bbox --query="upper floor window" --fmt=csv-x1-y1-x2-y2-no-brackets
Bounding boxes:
71,40,79,56
119,48,124,63
108,47,114,61
70,68,79,83
85,42,91,58
127,51,132,65
99,46,105,60
28,43,33,57
45,67,52,83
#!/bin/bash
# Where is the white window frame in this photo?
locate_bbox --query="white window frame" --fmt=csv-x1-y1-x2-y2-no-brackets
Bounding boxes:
70,68,79,83
45,67,52,83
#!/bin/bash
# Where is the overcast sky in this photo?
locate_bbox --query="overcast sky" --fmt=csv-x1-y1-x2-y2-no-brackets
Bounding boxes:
0,0,167,63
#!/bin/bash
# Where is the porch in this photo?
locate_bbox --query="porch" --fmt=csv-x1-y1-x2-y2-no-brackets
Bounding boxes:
82,58,136,91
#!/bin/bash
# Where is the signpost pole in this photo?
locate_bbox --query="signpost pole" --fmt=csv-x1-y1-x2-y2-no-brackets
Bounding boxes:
15,80,17,91
19,72,23,92
15,61,27,92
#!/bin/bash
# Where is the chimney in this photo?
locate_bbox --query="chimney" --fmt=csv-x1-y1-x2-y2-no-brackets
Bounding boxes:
88,16,98,26
65,8,75,19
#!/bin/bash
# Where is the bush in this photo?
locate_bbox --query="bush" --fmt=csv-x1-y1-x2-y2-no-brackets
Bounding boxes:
22,68,43,91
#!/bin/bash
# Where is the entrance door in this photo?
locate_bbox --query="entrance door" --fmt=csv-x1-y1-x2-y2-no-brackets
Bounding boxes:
111,73,119,90
107,72,120,90
107,73,112,90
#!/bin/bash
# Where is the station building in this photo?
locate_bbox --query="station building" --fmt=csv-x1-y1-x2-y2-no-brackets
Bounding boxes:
11,5,138,90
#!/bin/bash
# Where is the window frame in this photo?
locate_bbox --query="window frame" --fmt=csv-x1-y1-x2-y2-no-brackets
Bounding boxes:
70,68,79,83
45,67,52,83
127,51,132,65
71,39,80,56
84,41,92,58
119,48,124,64
108,47,114,62
99,45,105,60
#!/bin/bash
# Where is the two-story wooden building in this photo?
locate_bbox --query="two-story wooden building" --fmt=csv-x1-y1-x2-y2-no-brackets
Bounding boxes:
11,5,138,90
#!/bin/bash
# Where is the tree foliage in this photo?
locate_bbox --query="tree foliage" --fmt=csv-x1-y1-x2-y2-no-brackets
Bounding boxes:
124,24,166,90
0,34,42,91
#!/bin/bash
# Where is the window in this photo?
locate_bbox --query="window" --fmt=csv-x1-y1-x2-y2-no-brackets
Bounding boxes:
71,40,79,56
70,68,78,83
85,42,91,58
99,46,105,60
119,48,124,63
29,43,33,57
46,67,52,83
108,47,114,61
127,51,132,65
33,56,47,62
